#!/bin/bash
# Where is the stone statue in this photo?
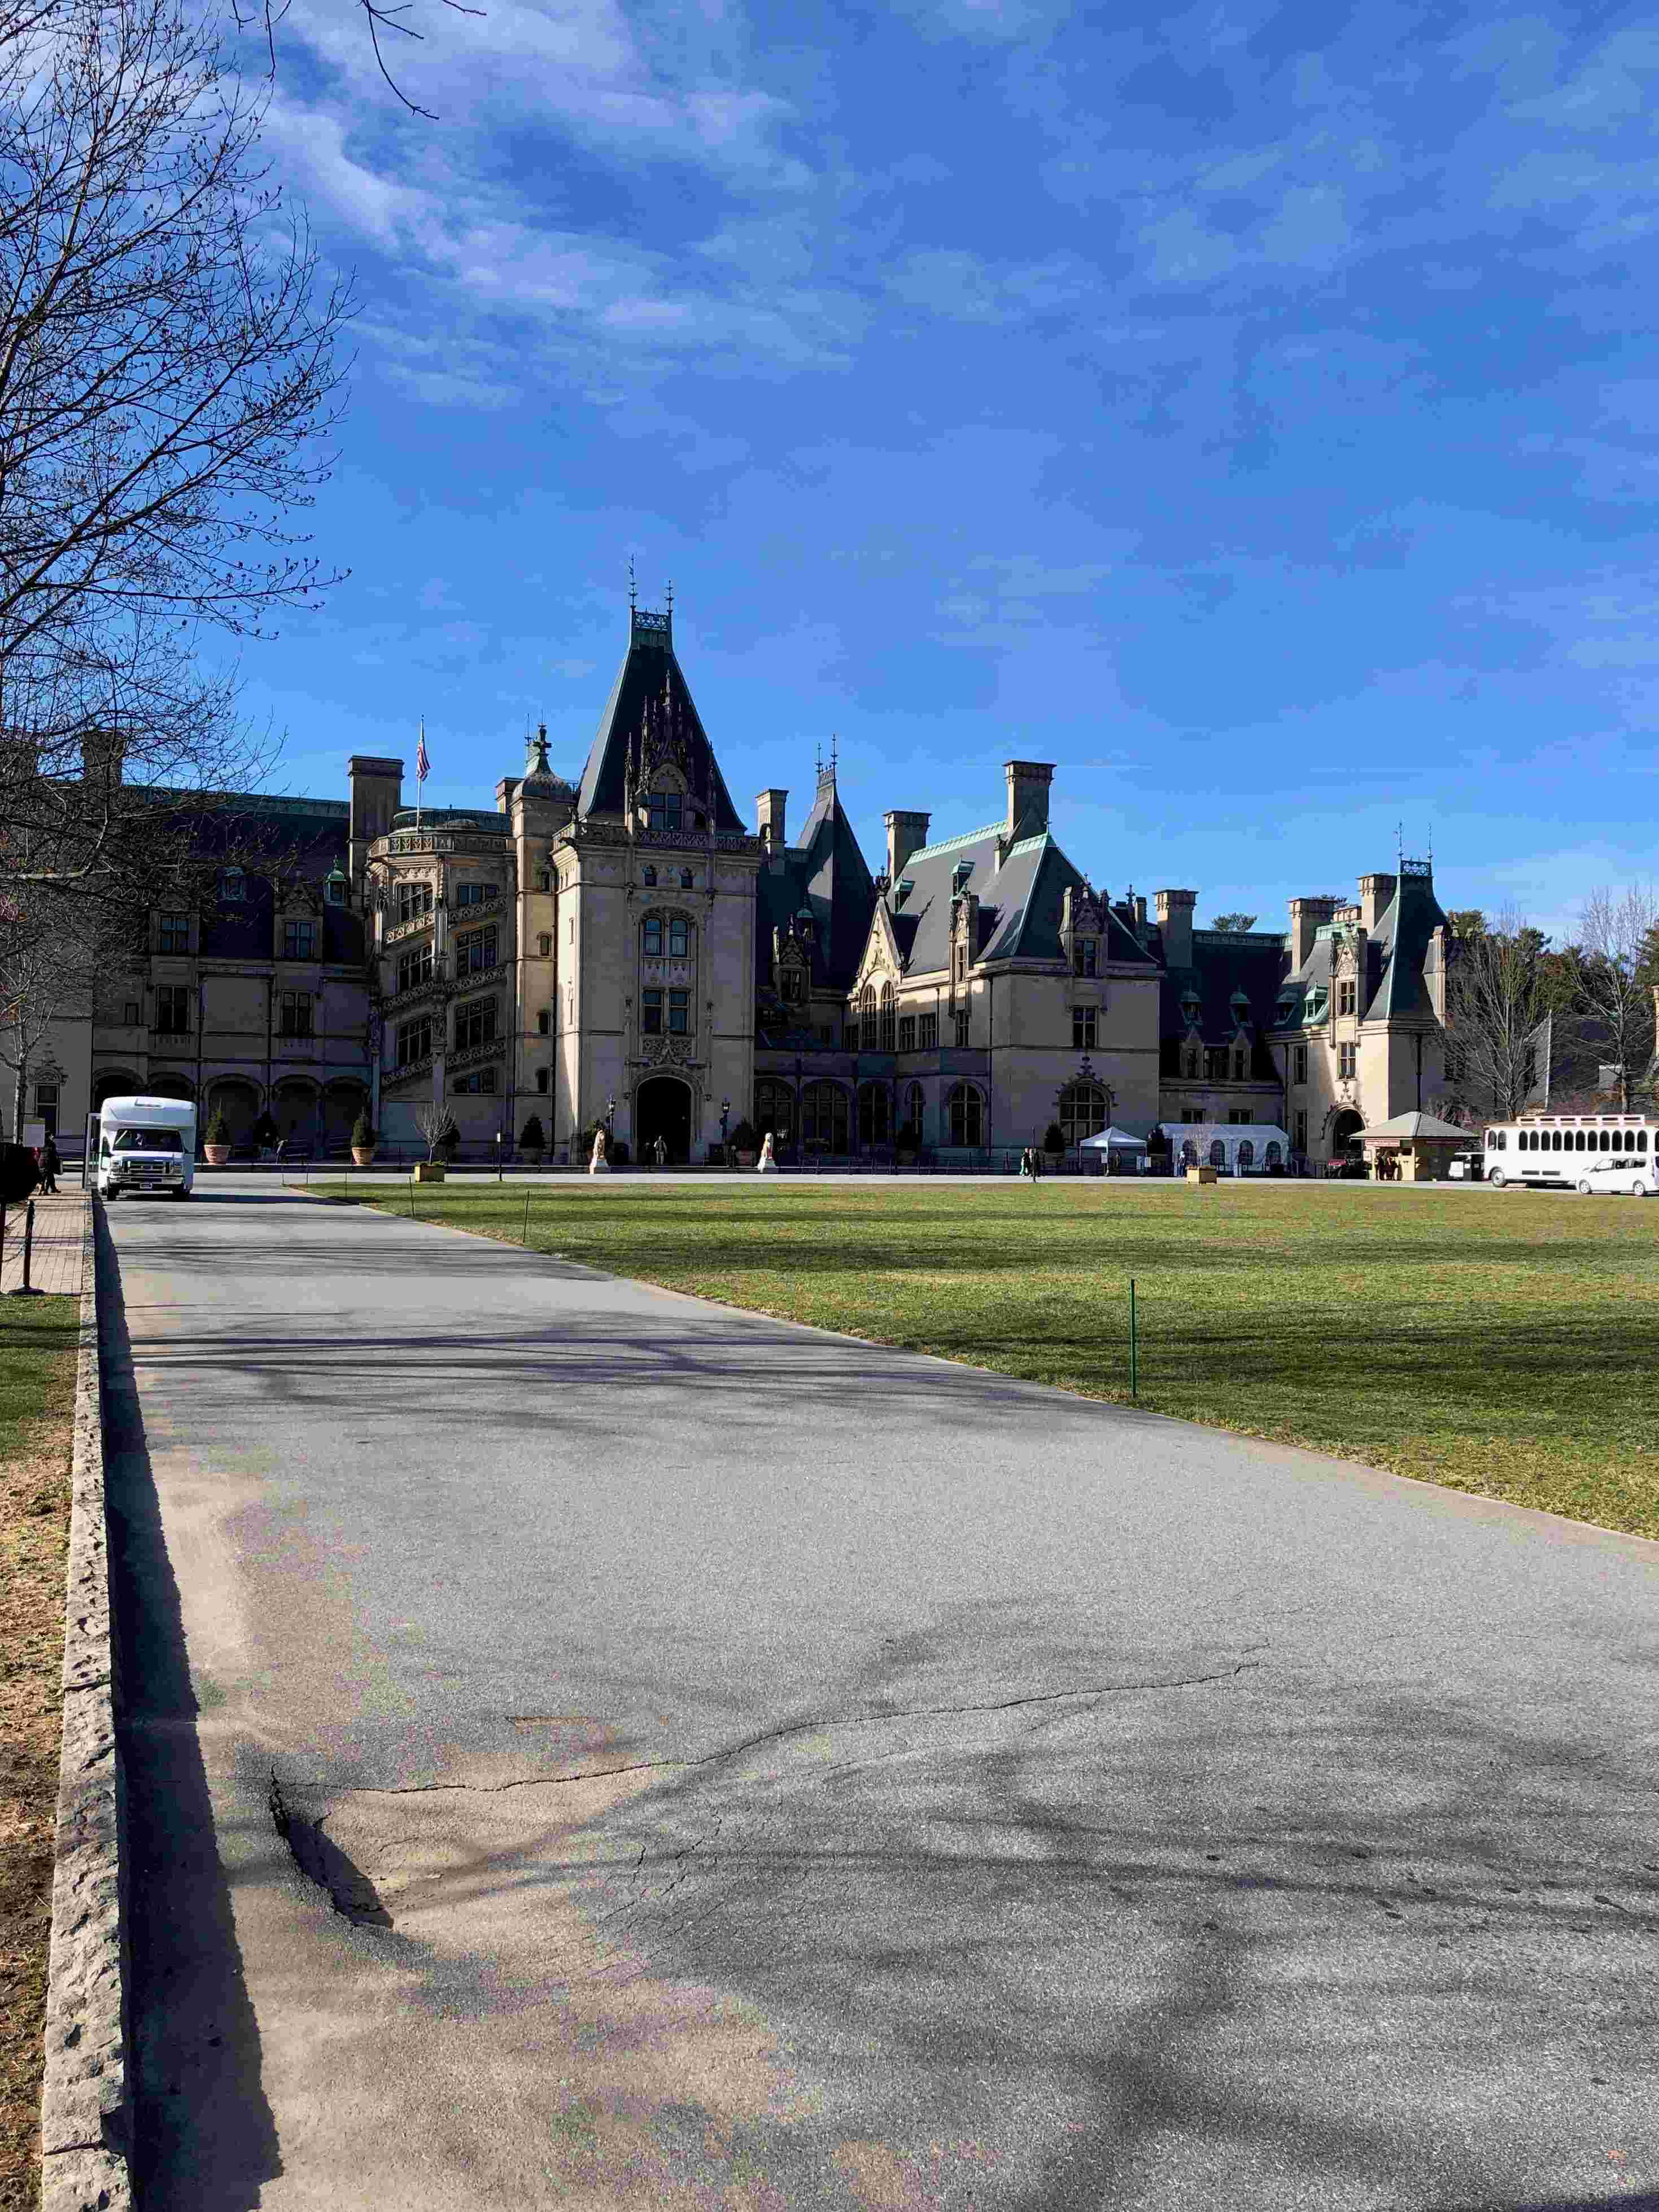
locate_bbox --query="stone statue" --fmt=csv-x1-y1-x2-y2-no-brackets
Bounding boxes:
588,1128,610,1175
756,1131,778,1174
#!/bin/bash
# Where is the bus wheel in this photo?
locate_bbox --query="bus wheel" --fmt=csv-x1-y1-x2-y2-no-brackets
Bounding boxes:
1487,1169,1505,1189
1578,1179,1593,1195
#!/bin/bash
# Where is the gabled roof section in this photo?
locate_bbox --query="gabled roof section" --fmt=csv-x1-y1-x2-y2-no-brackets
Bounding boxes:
1363,863,1448,1024
754,762,877,1000
576,607,746,835
865,821,1155,978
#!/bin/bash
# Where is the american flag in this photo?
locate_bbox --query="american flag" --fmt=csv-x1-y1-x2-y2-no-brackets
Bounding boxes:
416,722,430,784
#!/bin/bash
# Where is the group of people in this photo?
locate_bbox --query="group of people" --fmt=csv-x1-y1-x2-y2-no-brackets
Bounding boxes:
1018,1146,1049,1179
31,1135,60,1194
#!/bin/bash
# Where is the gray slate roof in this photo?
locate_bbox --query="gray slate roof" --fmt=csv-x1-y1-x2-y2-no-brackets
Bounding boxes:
883,823,1155,977
575,614,746,836
1272,867,1449,1031
756,765,877,999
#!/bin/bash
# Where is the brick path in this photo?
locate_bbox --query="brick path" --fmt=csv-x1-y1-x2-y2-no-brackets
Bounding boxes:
0,1188,87,1297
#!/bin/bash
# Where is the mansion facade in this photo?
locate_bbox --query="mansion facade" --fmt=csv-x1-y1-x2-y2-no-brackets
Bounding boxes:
24,601,1455,1166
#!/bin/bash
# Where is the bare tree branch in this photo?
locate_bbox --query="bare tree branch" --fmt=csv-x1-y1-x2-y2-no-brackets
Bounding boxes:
1443,904,1560,1121
0,0,353,917
1568,884,1659,1113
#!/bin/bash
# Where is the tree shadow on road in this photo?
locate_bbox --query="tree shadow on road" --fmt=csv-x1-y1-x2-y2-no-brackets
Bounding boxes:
98,1208,282,2210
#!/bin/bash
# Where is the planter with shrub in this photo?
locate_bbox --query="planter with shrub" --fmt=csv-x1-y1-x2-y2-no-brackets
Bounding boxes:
1042,1121,1065,1157
518,1113,546,1164
728,1117,758,1168
350,1110,377,1166
203,1107,232,1165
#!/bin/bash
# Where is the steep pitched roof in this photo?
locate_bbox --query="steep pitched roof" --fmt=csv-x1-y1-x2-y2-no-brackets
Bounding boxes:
754,764,877,999
1160,930,1290,1056
576,609,746,835
880,823,1155,979
1363,867,1448,1023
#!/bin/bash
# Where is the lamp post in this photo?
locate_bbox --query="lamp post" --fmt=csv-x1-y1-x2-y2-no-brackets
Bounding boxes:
721,1095,730,1166
495,1129,502,1183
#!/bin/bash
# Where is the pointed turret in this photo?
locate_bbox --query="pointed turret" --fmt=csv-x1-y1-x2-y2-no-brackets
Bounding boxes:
575,598,745,834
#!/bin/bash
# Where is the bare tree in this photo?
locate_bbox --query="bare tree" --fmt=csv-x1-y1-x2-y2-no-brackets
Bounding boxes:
1569,882,1659,1111
414,1100,453,1161
0,886,104,1135
1444,906,1560,1121
0,0,353,929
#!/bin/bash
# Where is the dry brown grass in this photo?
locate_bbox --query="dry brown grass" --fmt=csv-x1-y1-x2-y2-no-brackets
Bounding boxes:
0,1300,81,2212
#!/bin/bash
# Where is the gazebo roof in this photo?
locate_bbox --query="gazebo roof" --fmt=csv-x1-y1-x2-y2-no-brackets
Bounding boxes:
1360,1111,1470,1142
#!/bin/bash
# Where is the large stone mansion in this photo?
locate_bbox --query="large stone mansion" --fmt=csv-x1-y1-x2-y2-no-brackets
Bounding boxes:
23,600,1455,1165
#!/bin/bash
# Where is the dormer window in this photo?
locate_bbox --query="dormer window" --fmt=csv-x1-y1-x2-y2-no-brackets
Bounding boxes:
325,867,347,907
647,792,683,833
221,868,245,902
1074,938,1097,978
643,865,657,886
680,868,695,890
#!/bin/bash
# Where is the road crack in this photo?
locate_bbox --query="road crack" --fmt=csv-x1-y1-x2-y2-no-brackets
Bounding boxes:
302,1662,1264,1800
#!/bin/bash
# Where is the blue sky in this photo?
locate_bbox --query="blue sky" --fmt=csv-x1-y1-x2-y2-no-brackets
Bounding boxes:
244,0,1659,943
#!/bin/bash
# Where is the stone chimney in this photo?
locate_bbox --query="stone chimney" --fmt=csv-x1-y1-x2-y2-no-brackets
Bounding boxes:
1358,872,1398,932
756,789,788,850
348,755,404,880
1004,760,1053,841
885,809,930,882
1289,894,1339,970
1155,888,1197,969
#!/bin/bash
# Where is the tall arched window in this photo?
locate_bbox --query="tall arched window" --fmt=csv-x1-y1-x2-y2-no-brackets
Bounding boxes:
903,1082,925,1140
801,1081,850,1152
1058,1080,1108,1150
858,1082,890,1147
879,982,896,1053
755,1078,794,1144
947,1083,983,1147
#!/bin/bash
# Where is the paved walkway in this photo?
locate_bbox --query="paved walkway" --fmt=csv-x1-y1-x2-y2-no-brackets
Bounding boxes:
1,1187,85,1295
101,1177,1659,2211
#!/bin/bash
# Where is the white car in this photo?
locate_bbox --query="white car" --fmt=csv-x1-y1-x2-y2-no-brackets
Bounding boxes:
1576,1155,1656,1197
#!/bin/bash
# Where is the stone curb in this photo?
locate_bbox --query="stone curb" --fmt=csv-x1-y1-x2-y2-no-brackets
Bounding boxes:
39,1198,132,2212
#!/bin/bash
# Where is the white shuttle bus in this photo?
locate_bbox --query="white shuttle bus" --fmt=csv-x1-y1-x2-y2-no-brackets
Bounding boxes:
1483,1112,1659,1192
95,1095,196,1201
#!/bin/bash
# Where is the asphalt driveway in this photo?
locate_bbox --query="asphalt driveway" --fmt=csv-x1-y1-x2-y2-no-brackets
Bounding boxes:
101,1179,1659,2210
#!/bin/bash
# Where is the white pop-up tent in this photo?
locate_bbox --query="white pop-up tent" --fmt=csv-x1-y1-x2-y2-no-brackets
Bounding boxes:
1079,1126,1150,1172
1154,1123,1291,1175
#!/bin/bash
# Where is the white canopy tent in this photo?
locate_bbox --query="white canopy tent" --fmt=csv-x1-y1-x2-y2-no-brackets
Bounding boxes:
1079,1126,1149,1154
1154,1123,1291,1175
1079,1126,1151,1174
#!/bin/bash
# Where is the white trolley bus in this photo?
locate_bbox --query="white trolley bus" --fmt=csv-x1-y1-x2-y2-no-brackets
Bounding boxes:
1483,1112,1659,1192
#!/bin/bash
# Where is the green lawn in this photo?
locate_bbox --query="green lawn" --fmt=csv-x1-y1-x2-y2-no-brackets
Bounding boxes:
329,1178,1659,1541
0,1295,78,2212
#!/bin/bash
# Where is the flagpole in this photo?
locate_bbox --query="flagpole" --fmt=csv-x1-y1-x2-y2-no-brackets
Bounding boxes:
416,716,425,833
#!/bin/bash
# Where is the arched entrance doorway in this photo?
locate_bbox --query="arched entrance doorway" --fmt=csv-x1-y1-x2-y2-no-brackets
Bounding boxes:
635,1075,692,1164
1330,1108,1364,1160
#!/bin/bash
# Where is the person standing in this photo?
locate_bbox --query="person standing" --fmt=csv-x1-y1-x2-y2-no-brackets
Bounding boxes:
40,1133,59,1194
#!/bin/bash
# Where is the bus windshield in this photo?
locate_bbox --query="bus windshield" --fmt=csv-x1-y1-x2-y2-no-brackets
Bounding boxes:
111,1127,183,1152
